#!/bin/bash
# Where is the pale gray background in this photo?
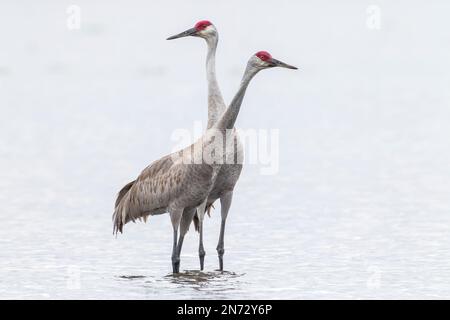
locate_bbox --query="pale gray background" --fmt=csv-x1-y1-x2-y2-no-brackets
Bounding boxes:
0,0,449,299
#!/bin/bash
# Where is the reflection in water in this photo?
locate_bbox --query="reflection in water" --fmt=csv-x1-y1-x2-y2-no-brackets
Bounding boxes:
117,275,147,280
111,271,246,299
166,270,244,286
160,270,245,296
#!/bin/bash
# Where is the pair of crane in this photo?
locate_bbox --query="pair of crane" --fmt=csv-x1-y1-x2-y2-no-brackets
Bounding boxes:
112,20,297,274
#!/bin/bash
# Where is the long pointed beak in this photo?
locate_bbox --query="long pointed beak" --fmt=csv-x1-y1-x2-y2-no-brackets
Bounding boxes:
270,58,298,70
166,27,197,40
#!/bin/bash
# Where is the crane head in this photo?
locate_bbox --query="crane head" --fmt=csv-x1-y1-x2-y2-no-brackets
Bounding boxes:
251,51,298,70
166,20,217,40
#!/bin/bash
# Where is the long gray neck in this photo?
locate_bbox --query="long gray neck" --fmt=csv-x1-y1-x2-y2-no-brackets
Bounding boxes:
205,36,226,129
215,64,258,130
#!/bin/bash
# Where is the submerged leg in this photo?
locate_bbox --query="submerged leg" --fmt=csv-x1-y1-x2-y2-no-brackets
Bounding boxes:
217,191,233,271
170,209,183,274
197,199,208,270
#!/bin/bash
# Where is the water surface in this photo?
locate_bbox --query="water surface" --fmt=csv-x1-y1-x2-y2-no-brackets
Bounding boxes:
1,0,450,299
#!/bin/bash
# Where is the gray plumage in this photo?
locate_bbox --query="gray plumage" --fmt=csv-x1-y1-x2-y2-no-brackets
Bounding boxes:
114,24,297,273
167,22,243,271
112,59,251,272
113,151,214,235
201,56,244,271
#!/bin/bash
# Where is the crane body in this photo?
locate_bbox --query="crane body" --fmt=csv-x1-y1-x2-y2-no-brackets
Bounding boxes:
114,21,297,273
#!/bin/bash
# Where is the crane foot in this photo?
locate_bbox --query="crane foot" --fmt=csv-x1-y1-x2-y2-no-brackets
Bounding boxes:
218,256,224,271
199,255,205,271
172,256,180,274
217,248,225,271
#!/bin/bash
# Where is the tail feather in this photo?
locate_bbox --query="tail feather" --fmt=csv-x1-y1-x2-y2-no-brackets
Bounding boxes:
112,180,135,235
112,179,165,235
114,180,135,208
113,203,152,235
192,202,215,232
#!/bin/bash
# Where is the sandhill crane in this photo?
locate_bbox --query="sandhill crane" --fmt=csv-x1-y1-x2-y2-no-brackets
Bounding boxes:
167,20,245,271
113,50,297,274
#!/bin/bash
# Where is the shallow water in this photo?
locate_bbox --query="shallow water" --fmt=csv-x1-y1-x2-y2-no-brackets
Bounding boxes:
1,1,450,299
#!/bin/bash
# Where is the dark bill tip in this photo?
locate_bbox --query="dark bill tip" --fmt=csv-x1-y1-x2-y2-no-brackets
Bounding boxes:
166,27,197,40
271,58,298,70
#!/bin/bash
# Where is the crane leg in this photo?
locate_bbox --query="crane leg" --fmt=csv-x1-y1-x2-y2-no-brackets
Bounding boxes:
170,208,183,274
217,191,233,271
197,199,207,271
175,208,197,270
